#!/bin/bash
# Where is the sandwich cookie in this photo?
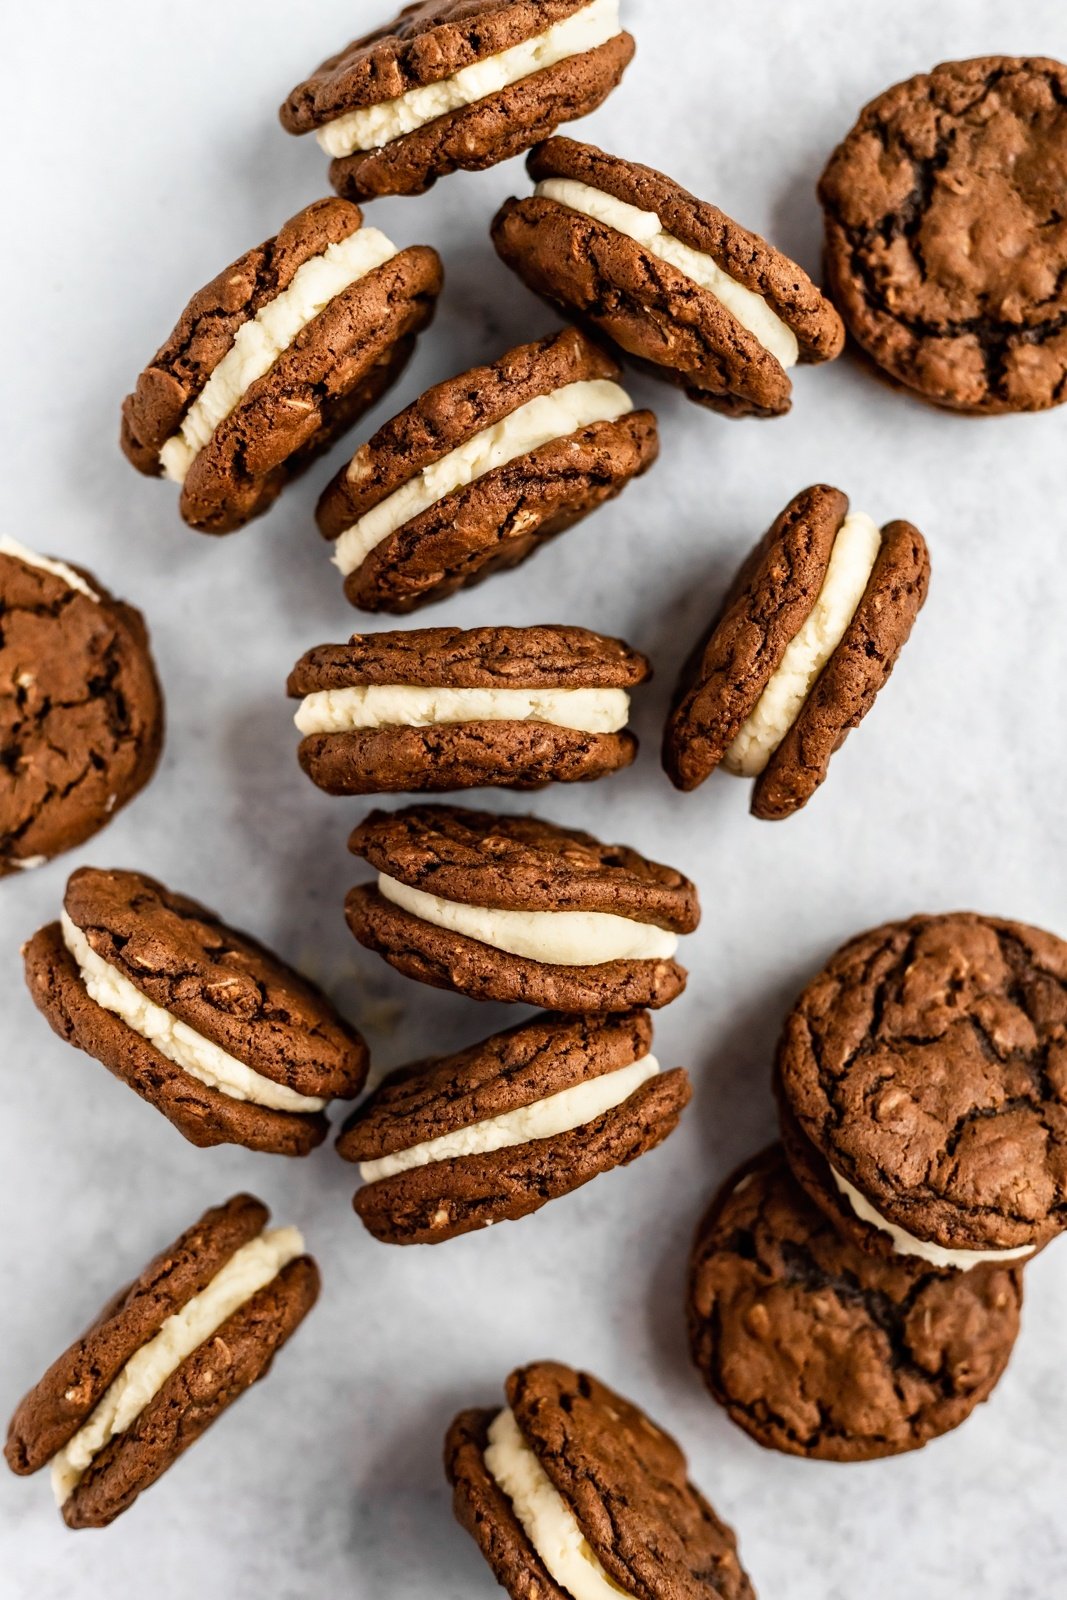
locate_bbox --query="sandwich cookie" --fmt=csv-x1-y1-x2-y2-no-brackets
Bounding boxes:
4,1195,318,1528
446,1360,756,1600
121,198,442,532
687,1147,1023,1462
279,0,635,201
337,1010,689,1242
663,485,930,819
492,137,844,416
346,803,699,1011
0,539,163,876
317,328,657,612
776,913,1067,1270
288,624,650,794
819,57,1067,414
23,867,369,1155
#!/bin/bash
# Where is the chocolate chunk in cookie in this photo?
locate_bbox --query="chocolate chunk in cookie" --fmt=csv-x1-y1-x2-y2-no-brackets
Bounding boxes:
280,0,635,201
23,867,368,1154
492,137,844,416
663,485,929,818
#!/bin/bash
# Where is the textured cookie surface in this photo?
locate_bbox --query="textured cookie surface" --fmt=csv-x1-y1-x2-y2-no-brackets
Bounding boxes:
688,1148,1022,1461
0,550,163,874
819,57,1067,413
777,913,1067,1252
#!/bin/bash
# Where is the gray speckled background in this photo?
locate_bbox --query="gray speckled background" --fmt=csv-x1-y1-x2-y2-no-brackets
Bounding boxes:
2,2,1065,1595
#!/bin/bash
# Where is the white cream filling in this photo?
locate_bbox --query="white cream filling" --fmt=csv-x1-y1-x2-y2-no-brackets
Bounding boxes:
294,684,630,737
315,0,621,158
723,511,883,778
377,874,678,966
332,377,633,576
60,911,326,1114
50,1226,303,1504
535,176,799,370
0,536,99,602
485,1407,630,1600
360,1054,659,1182
829,1165,1037,1273
159,227,399,485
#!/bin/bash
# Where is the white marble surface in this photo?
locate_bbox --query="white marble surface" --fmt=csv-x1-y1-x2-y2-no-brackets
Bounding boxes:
2,2,1065,1595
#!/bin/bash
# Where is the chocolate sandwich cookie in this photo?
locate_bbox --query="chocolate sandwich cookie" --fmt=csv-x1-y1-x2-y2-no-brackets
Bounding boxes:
337,1010,689,1242
0,540,163,876
23,867,368,1155
687,1147,1023,1462
121,198,442,532
776,913,1067,1271
663,485,930,819
279,0,635,202
346,803,699,1011
5,1194,318,1528
289,624,650,794
317,327,657,612
819,57,1067,414
446,1360,755,1600
492,137,844,416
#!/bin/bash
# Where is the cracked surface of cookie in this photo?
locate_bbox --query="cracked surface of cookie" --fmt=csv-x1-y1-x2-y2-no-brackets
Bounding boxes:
777,913,1067,1254
0,541,163,876
819,56,1067,413
688,1147,1023,1461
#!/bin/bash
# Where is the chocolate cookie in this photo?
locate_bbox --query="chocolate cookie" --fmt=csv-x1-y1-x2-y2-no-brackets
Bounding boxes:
446,1360,755,1600
776,913,1067,1269
346,803,699,1011
492,137,844,416
23,867,369,1155
121,198,442,532
5,1194,318,1528
279,0,635,201
663,485,930,819
0,540,163,876
317,327,657,612
819,57,1067,414
687,1147,1023,1462
288,623,649,794
337,1009,689,1242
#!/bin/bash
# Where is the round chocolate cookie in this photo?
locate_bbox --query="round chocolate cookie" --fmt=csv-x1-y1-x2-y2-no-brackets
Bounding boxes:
776,913,1067,1266
663,485,930,819
121,198,442,532
446,1360,755,1600
819,57,1067,414
5,1194,318,1528
687,1147,1023,1462
346,802,699,1011
318,327,658,613
337,1009,689,1242
0,540,163,876
23,867,369,1155
492,137,844,416
279,0,635,201
288,623,650,794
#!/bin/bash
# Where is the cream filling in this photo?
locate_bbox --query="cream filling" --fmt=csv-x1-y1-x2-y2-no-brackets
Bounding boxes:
332,377,633,576
315,0,621,158
723,511,883,777
485,1407,630,1600
535,176,799,369
829,1165,1037,1273
377,874,678,966
359,1054,659,1182
60,911,326,1114
50,1227,303,1504
159,227,399,485
294,684,630,737
0,536,99,602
